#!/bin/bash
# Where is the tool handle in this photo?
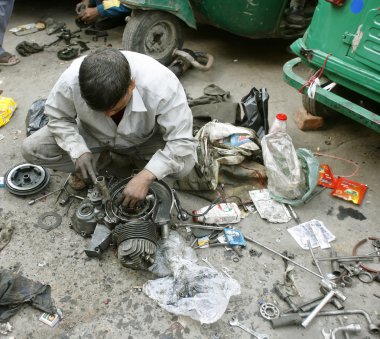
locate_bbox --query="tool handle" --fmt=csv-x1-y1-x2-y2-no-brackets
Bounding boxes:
302,290,335,327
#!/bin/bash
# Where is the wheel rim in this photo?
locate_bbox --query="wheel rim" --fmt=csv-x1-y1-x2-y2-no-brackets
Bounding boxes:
4,163,50,195
144,21,177,60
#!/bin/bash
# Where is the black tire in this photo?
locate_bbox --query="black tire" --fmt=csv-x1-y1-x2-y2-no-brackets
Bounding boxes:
302,70,334,118
122,10,184,66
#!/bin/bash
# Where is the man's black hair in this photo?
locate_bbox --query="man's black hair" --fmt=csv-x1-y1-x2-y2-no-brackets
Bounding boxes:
79,48,131,111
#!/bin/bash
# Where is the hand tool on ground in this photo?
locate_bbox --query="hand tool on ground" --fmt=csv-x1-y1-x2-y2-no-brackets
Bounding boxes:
28,174,71,205
273,284,298,312
283,295,324,314
229,317,269,339
340,263,374,283
287,204,300,224
316,255,379,261
331,324,361,339
322,328,332,339
338,317,351,339
270,309,379,334
201,257,217,272
244,234,324,279
308,240,324,278
301,279,346,327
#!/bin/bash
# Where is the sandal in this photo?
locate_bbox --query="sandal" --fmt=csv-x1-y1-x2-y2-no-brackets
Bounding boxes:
0,52,19,66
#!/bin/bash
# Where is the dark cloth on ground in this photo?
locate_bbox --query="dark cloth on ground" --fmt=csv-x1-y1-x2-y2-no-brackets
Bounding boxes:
0,270,56,321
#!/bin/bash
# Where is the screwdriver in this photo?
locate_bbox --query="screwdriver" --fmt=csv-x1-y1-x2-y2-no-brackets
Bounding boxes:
28,187,64,205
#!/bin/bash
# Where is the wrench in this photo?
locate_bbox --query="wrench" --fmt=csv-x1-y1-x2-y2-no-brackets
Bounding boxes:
322,328,332,339
229,317,269,339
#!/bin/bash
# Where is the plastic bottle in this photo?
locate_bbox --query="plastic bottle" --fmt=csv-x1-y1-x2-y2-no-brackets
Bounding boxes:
269,113,287,133
221,133,251,147
193,202,241,224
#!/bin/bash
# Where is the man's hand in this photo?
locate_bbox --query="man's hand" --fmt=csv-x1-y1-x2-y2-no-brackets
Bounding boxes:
79,7,100,23
121,169,156,208
75,152,97,183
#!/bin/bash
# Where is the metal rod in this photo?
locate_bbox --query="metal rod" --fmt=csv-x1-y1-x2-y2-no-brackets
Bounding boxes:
244,235,323,279
308,240,324,278
316,255,379,261
175,223,226,231
28,187,64,205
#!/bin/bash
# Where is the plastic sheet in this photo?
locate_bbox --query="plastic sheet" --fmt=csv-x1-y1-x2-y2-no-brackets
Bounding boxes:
145,231,241,324
262,132,319,205
25,99,47,136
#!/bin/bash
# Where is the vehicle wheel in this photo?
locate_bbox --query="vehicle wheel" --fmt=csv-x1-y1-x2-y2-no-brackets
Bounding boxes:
302,70,334,118
122,10,184,66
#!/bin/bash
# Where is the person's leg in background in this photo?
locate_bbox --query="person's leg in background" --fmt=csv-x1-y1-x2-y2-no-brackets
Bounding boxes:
0,0,19,66
286,0,306,27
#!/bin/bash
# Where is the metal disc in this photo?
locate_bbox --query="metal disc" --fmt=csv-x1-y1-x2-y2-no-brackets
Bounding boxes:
4,163,50,196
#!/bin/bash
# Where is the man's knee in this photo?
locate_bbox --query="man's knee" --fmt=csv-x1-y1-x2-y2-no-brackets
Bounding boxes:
21,137,37,163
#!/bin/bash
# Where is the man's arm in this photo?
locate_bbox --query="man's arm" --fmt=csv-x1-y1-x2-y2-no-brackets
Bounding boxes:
45,79,91,162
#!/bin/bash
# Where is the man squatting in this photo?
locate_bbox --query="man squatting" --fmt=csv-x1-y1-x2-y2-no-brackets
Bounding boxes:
22,48,197,207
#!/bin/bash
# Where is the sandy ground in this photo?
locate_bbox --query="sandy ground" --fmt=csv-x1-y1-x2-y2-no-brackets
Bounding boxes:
0,1,379,338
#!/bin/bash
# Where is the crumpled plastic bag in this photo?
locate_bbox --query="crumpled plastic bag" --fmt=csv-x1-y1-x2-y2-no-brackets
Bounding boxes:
0,96,17,128
144,231,241,324
262,132,319,205
25,99,48,136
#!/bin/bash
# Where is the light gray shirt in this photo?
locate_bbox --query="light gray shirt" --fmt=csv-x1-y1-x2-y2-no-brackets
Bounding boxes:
45,51,197,180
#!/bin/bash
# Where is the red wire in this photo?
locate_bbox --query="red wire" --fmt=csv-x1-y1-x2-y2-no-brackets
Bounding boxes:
299,53,332,94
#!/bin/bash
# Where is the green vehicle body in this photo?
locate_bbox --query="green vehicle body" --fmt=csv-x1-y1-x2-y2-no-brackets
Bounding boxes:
283,0,380,132
121,0,294,38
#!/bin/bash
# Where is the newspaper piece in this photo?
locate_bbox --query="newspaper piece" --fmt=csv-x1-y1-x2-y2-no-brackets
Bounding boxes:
249,189,292,223
287,219,335,250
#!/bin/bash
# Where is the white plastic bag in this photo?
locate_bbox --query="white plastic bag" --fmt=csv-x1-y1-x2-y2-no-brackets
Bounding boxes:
144,231,241,324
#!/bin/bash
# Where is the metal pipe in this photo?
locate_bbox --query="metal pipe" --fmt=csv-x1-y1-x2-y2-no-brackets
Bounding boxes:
244,235,323,279
301,290,336,327
270,309,379,334
316,255,379,261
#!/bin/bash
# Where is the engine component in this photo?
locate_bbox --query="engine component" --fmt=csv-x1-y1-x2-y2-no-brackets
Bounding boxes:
71,176,173,270
259,303,280,320
37,211,62,231
5,163,50,196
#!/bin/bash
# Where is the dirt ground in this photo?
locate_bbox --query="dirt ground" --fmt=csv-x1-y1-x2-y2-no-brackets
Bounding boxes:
0,1,379,339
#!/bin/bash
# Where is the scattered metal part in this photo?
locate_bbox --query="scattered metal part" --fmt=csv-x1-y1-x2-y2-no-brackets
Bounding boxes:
331,324,361,339
270,309,379,334
301,280,346,327
273,284,298,312
283,295,324,314
37,211,62,231
174,223,225,231
340,263,374,283
352,237,380,274
233,257,240,263
244,235,323,279
259,303,280,320
338,317,351,339
303,186,327,204
229,316,269,339
28,173,70,205
287,204,300,224
341,275,353,287
201,257,217,272
5,163,50,196
28,187,64,205
308,240,324,278
316,255,379,261
85,224,112,257
322,328,332,339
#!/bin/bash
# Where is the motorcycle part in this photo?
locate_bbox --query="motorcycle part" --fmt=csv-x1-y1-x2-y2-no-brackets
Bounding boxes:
273,284,299,312
229,316,269,339
37,211,62,231
113,219,158,269
85,224,112,257
5,163,50,196
259,303,280,320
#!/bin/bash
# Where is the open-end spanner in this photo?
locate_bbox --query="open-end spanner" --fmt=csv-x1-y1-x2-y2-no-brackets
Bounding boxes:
229,316,269,339
322,328,332,339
